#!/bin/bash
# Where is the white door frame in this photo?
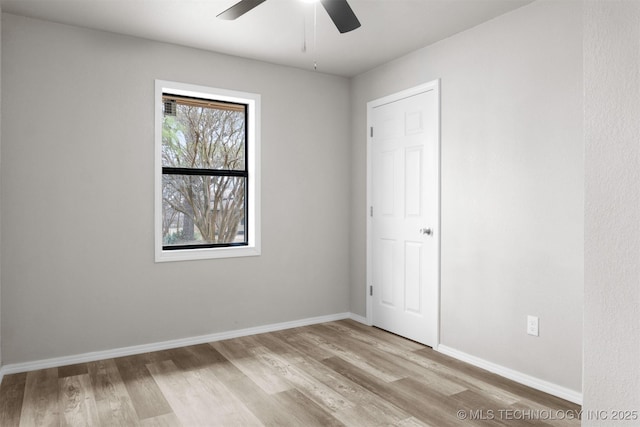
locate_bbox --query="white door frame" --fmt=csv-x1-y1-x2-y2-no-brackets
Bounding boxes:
365,79,441,348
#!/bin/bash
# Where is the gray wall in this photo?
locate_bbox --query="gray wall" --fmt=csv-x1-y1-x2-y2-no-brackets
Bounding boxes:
0,6,2,367
350,1,583,392
583,1,640,422
1,14,351,364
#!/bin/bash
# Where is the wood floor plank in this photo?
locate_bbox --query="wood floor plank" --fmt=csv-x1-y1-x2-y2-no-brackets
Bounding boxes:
293,354,415,422
1,320,580,427
59,373,100,427
326,321,430,361
147,359,263,426
212,332,413,426
253,332,413,427
322,356,476,427
114,355,173,421
211,339,293,394
328,320,426,352
19,368,59,427
320,323,477,397
490,375,581,412
311,324,418,379
449,389,550,427
272,388,345,427
166,343,228,372
297,330,403,382
410,348,523,405
223,387,297,427
507,400,580,427
138,412,182,427
396,417,435,427
249,333,307,363
145,360,208,426
278,331,337,360
312,323,468,396
333,403,410,426
87,358,140,426
189,366,265,426
58,363,89,379
0,373,27,427
201,345,312,426
250,345,354,413
397,377,518,427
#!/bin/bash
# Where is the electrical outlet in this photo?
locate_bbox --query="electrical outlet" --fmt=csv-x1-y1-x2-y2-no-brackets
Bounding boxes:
527,315,539,336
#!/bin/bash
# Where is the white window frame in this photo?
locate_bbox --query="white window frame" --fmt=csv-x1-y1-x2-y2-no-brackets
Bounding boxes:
154,80,261,262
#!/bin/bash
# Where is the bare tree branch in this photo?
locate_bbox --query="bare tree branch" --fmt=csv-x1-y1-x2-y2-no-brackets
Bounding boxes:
162,102,246,245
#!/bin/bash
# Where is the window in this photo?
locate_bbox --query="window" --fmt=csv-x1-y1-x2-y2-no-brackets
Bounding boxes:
155,80,260,262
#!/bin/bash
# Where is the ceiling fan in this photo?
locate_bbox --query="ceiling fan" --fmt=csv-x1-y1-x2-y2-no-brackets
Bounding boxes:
217,0,361,34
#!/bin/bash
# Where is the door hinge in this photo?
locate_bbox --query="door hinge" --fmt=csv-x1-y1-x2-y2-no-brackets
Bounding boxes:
369,285,373,296
370,206,373,217
370,127,374,138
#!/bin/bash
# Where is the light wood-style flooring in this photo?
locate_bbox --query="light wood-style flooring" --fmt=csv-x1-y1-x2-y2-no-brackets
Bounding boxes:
0,320,580,426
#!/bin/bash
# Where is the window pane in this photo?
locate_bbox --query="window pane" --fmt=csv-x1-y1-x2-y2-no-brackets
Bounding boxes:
162,100,246,171
162,175,246,247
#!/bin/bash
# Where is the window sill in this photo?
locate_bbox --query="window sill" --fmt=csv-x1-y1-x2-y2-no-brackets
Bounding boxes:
155,245,261,262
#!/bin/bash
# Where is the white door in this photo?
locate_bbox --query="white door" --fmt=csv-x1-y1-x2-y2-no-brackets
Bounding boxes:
368,81,439,347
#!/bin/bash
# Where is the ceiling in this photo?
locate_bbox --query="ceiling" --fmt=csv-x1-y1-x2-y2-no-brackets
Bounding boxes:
0,0,534,77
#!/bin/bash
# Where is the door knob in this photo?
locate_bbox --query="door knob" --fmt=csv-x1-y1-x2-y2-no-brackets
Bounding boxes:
420,228,433,236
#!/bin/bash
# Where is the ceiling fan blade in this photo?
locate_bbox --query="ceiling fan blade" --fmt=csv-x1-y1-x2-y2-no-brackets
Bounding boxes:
217,0,267,20
320,0,361,33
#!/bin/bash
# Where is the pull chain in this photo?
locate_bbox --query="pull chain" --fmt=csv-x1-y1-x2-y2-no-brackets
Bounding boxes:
313,2,318,71
302,15,307,53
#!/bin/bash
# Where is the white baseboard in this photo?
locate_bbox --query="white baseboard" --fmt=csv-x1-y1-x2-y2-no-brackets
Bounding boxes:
437,344,582,405
348,312,369,325
0,312,354,379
